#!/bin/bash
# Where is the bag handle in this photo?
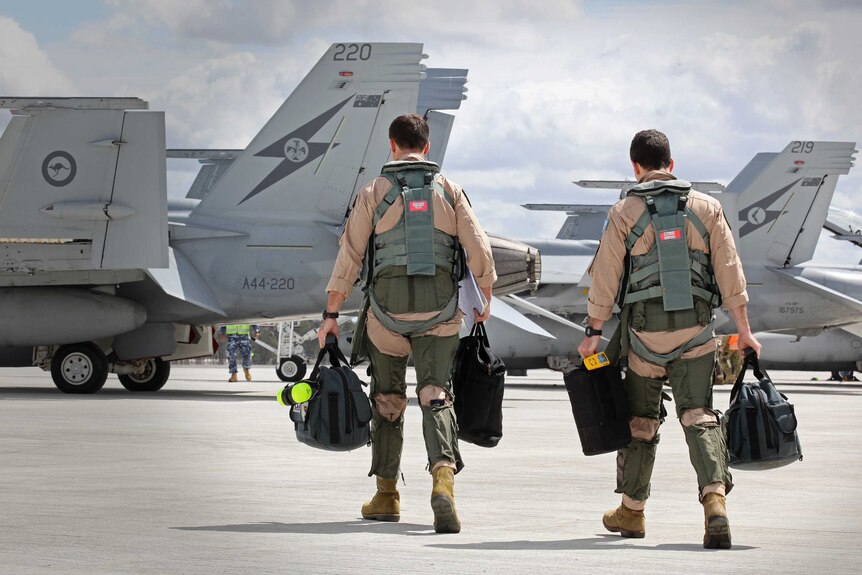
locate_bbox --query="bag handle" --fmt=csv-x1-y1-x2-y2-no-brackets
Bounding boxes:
729,348,767,403
309,334,349,380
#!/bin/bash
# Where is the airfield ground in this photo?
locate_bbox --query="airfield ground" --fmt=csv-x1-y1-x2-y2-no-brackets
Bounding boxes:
1,366,859,574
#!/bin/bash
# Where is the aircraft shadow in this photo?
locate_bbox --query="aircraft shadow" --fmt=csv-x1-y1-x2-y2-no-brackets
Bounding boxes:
0,386,274,402
172,520,434,536
426,534,757,552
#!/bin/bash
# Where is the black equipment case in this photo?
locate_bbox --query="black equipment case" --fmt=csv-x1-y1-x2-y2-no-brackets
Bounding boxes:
564,364,632,456
452,322,506,448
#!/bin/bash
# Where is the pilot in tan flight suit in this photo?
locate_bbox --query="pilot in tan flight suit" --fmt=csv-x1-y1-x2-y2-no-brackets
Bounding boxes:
578,129,762,549
318,114,496,533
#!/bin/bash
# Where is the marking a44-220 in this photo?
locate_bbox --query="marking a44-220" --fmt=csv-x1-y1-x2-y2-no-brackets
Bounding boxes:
242,277,295,290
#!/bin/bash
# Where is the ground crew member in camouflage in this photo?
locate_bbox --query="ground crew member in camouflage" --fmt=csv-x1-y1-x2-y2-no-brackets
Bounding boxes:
578,129,762,549
218,324,260,382
715,335,744,385
319,114,497,534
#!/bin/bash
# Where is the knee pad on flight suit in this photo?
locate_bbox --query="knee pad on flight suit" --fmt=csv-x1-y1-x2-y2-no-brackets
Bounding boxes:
369,397,407,481
615,434,660,502
420,401,463,474
680,407,733,495
615,370,669,502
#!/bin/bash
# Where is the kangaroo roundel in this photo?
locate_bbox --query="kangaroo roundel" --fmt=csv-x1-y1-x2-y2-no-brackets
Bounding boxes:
42,151,77,187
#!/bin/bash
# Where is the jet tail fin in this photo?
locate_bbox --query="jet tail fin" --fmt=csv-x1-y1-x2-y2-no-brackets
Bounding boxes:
0,97,168,274
522,203,612,240
190,43,429,224
725,141,857,267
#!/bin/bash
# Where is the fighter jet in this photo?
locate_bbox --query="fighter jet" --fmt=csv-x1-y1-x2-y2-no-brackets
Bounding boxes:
0,43,539,394
484,140,861,373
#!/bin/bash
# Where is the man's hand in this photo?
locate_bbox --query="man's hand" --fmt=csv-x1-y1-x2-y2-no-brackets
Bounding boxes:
577,335,600,360
577,316,604,360
317,318,339,348
736,330,762,357
474,285,493,323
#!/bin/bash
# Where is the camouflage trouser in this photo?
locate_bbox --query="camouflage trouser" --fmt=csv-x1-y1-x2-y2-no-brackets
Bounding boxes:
367,334,462,480
616,351,733,501
226,335,252,373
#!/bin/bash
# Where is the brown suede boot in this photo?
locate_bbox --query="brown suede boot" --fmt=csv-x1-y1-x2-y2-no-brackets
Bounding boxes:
361,477,400,522
244,368,252,381
228,372,238,382
702,492,732,549
602,504,646,538
431,466,461,534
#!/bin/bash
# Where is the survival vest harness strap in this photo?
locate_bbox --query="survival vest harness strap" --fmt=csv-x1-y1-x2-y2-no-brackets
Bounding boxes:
364,162,463,337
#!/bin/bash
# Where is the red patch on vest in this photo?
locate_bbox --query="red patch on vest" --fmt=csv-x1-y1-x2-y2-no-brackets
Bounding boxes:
409,200,428,212
659,229,682,241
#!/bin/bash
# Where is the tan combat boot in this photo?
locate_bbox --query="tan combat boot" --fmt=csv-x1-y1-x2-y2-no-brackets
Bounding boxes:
431,466,461,534
361,477,400,522
602,504,646,538
702,492,732,549
244,368,252,381
228,372,238,382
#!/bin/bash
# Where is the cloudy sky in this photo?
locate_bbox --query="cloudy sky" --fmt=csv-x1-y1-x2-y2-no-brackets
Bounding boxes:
1,0,860,262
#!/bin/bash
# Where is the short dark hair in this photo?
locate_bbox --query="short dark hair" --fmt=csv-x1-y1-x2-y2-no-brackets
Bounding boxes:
630,129,672,171
389,114,429,151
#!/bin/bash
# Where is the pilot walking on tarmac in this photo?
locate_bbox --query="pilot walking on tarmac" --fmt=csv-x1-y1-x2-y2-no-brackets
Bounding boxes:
218,324,261,382
578,130,761,549
318,114,496,533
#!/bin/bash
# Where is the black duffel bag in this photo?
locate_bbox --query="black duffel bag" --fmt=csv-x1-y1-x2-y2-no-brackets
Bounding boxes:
289,336,372,452
452,322,506,448
564,363,631,456
725,350,802,470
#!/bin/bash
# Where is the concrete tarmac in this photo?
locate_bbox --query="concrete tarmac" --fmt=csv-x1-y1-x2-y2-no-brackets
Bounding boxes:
1,365,860,574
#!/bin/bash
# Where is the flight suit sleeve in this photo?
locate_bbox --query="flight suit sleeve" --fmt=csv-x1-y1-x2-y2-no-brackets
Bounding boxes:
586,207,628,321
452,184,497,289
325,183,375,298
707,203,749,310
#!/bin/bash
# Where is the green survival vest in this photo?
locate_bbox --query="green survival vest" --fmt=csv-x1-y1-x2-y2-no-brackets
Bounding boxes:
365,160,464,337
618,179,722,366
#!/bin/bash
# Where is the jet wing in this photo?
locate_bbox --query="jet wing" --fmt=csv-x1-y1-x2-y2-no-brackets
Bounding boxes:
768,266,862,317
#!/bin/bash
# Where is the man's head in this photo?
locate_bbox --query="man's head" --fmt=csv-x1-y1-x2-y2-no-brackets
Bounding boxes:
629,129,673,178
389,114,430,158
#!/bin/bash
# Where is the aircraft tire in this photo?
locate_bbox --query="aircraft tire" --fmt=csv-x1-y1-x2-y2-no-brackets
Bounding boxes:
51,343,109,394
118,358,170,392
277,355,306,382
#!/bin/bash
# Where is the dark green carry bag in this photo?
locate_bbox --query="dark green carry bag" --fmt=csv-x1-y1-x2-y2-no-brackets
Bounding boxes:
725,350,802,470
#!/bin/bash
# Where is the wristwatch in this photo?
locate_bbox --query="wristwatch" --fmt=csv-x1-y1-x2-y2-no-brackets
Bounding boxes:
584,325,602,337
322,310,339,320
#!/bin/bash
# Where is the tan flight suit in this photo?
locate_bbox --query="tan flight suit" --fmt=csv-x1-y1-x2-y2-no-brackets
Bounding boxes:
327,153,497,479
587,170,748,505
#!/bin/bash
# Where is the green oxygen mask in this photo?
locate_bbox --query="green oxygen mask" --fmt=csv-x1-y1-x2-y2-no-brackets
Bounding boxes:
277,380,316,406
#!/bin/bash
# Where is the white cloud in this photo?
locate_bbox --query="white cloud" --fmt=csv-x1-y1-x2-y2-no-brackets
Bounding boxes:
1,0,858,263
0,16,74,94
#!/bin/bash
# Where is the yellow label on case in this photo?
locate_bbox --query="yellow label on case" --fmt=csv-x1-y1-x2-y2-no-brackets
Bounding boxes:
584,352,610,371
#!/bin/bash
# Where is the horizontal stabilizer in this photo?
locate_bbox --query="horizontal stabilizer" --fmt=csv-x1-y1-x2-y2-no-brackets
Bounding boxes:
574,180,725,193
417,69,468,114
488,295,555,338
523,203,612,240
769,266,862,317
147,248,225,316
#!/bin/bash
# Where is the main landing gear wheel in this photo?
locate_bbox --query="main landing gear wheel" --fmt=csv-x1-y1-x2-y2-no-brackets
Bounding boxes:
277,355,307,382
118,358,171,392
51,343,109,394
